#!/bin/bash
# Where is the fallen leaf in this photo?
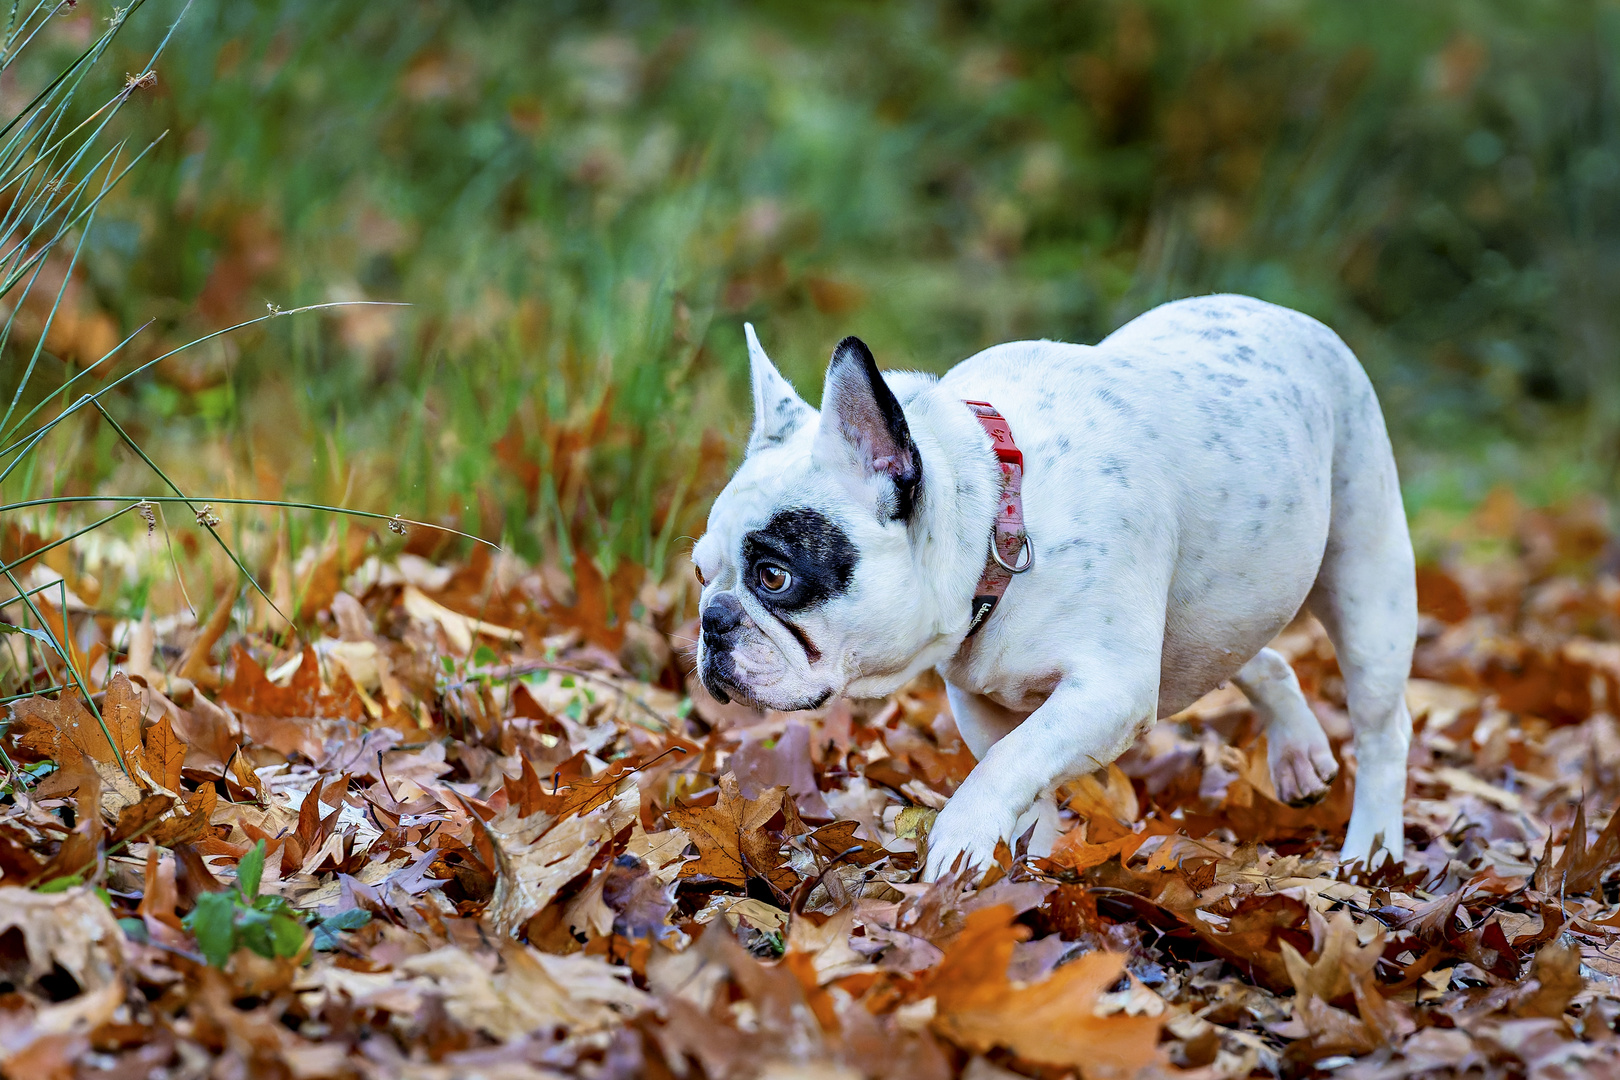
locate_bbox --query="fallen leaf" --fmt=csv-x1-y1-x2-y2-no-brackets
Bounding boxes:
1513,941,1583,1018
485,786,639,937
625,822,690,883
100,673,148,777
401,942,644,1040
1280,909,1385,1004
143,712,187,793
731,720,832,819
534,756,640,819
149,784,216,848
596,854,676,942
110,793,175,846
924,905,1164,1074
1065,763,1140,826
0,887,125,991
786,906,874,985
219,642,362,720
10,694,120,766
0,981,124,1075
402,584,522,653
666,773,797,894
807,820,886,867
227,747,268,803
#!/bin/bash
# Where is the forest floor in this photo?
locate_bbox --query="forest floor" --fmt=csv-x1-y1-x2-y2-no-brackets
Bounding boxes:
3,490,1620,1079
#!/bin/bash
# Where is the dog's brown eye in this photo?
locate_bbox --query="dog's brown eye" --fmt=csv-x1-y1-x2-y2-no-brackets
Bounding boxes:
694,564,707,587
757,564,791,594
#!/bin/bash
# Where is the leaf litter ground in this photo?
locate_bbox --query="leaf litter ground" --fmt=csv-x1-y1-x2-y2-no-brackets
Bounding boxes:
4,495,1620,1079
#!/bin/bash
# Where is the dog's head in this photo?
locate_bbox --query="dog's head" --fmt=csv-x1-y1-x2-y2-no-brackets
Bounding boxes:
692,326,930,711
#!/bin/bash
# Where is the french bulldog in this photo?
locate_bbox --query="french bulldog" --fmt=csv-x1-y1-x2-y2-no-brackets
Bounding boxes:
692,294,1415,880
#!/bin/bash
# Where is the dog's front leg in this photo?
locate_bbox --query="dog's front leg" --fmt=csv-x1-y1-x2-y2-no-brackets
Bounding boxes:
944,684,1061,858
923,674,1158,880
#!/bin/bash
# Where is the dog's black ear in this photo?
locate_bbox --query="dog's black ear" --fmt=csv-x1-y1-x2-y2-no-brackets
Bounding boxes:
746,323,814,453
816,336,921,521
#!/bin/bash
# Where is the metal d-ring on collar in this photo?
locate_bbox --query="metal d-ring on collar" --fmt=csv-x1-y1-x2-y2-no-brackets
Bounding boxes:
991,529,1033,574
963,399,1033,638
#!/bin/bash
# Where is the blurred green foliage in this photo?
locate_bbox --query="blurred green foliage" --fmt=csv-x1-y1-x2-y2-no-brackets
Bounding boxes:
12,0,1620,570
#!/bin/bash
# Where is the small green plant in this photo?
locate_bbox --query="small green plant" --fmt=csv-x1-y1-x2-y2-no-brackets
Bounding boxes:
311,907,373,952
178,840,328,968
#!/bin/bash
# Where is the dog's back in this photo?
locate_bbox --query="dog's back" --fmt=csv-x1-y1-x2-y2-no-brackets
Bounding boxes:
938,294,1400,715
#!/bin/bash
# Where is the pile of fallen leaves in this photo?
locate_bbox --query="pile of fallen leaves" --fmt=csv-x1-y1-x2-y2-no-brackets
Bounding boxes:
4,491,1620,1080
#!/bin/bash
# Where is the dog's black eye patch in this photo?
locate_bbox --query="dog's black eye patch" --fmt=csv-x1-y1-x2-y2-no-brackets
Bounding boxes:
741,507,858,613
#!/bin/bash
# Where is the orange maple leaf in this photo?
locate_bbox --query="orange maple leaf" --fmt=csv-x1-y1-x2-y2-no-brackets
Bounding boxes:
923,904,1165,1075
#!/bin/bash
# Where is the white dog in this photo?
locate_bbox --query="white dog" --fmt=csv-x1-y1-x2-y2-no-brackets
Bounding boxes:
692,295,1415,880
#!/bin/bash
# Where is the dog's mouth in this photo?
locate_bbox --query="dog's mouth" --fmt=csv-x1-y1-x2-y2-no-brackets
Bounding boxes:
699,649,751,707
702,667,747,707
699,651,832,712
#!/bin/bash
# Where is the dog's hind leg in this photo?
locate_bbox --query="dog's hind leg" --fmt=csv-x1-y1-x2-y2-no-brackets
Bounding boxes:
1232,648,1337,805
1306,428,1417,866
943,684,1058,859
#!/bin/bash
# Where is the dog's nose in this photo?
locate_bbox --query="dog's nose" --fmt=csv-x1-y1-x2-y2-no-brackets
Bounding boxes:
701,593,745,639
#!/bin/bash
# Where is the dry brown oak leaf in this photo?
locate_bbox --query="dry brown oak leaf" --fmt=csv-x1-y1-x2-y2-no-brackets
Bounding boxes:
532,756,643,820
665,773,798,894
1281,908,1386,1004
144,713,187,794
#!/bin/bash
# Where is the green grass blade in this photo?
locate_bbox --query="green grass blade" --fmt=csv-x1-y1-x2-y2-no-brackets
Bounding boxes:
0,302,407,469
0,495,499,551
0,320,153,445
86,398,291,628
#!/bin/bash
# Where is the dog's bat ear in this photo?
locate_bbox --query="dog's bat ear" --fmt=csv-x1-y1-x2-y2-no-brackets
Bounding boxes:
746,323,814,454
816,335,921,521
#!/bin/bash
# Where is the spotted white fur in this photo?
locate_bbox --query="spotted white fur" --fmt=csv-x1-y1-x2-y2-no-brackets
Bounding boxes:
693,295,1415,880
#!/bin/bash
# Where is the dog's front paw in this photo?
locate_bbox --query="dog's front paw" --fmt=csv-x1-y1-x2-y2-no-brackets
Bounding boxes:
922,796,1017,882
1270,737,1339,806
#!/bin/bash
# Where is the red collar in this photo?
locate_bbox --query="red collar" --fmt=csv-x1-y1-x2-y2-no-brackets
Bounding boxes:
963,400,1031,637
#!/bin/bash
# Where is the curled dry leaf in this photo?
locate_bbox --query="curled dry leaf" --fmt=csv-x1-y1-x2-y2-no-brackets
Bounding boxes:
0,982,124,1074
400,942,646,1041
0,887,125,992
484,785,639,937
1513,941,1584,1018
110,792,175,846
